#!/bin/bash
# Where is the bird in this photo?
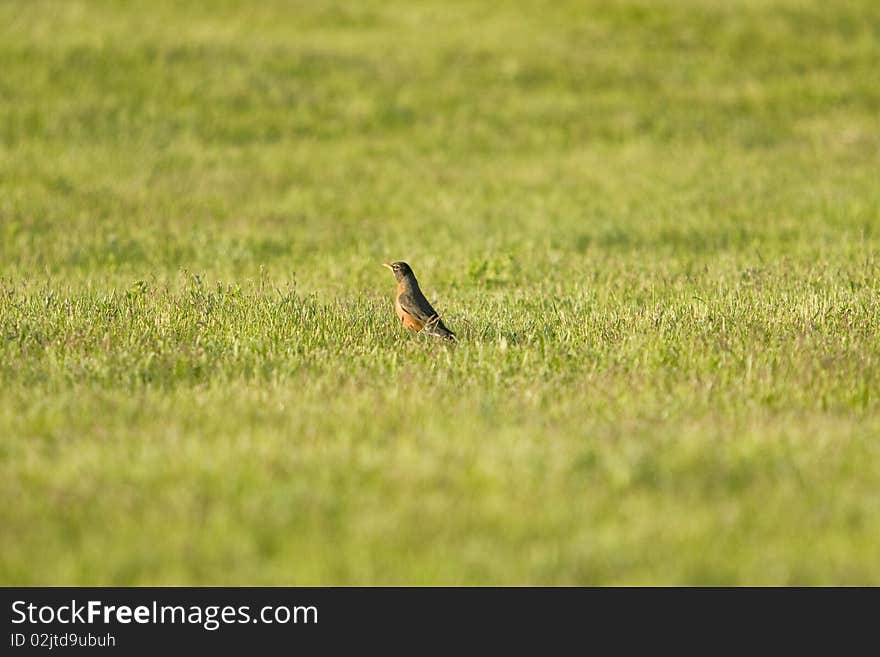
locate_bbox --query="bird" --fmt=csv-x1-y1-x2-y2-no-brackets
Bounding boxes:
382,261,456,340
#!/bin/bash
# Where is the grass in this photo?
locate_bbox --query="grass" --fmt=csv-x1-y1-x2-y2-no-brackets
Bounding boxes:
1,0,879,584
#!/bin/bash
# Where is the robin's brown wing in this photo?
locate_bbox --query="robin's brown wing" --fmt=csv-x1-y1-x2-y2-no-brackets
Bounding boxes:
398,292,456,339
397,291,440,325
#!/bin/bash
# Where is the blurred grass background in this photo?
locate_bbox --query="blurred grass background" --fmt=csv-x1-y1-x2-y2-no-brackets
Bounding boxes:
1,0,879,584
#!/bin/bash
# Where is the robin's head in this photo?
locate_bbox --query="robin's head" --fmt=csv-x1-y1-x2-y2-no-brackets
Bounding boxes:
382,261,414,282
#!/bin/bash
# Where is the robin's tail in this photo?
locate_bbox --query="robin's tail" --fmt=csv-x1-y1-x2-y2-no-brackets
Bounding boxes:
425,316,456,341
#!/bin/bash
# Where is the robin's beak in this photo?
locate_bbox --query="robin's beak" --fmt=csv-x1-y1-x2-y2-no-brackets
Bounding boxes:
382,263,393,270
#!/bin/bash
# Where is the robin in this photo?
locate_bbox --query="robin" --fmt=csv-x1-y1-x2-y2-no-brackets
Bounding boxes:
382,261,456,340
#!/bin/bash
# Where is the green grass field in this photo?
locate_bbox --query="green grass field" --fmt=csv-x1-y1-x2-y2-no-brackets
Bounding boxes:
2,0,879,584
